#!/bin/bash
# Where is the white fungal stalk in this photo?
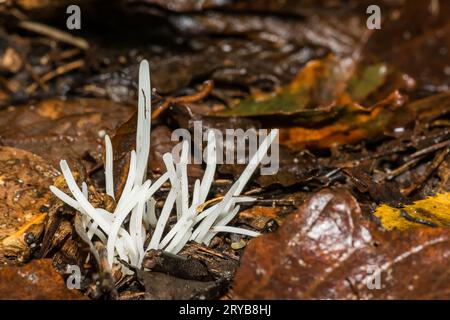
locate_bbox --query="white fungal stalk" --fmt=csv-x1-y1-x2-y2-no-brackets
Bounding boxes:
50,59,278,269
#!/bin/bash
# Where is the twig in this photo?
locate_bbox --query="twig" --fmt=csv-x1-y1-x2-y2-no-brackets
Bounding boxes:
151,80,214,120
18,20,89,50
386,156,425,180
196,196,224,213
24,62,49,92
60,48,82,60
407,139,450,160
402,147,450,196
26,59,84,94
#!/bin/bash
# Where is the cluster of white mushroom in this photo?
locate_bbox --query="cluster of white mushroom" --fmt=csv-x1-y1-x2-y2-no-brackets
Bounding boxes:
50,60,278,268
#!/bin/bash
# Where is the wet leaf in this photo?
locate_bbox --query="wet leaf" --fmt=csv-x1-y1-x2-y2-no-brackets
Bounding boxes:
210,55,406,149
363,0,450,96
101,38,320,95
0,259,86,300
163,9,369,55
143,249,212,281
279,91,405,149
221,55,387,117
409,92,450,124
0,98,133,171
137,270,227,300
374,193,450,231
0,146,58,264
237,206,282,230
135,0,372,15
234,188,450,299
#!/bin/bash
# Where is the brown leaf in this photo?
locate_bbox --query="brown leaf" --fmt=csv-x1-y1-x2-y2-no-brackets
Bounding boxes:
165,11,368,55
135,0,371,15
220,55,387,117
237,206,282,230
0,259,86,300
143,249,212,281
278,91,406,149
234,188,450,299
364,0,450,96
137,271,227,300
0,146,59,264
0,98,133,171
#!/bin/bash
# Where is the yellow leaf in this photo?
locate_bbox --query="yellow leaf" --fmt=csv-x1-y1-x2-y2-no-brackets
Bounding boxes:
374,193,450,230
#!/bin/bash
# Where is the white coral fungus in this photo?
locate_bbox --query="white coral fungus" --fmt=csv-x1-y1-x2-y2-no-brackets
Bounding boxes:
50,59,278,268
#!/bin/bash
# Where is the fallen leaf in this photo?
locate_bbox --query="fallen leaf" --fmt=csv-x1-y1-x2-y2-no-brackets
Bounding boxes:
374,193,450,231
137,271,227,300
164,10,369,55
143,249,212,281
364,0,450,96
234,188,450,299
221,55,387,117
0,98,133,171
209,54,408,149
279,91,405,149
0,146,59,264
0,259,86,299
237,206,282,230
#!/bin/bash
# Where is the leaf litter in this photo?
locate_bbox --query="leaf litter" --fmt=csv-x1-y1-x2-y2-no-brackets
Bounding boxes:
0,0,450,300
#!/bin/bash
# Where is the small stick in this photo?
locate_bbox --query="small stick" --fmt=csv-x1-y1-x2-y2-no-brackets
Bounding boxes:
26,59,84,94
188,242,238,260
196,196,224,213
60,48,82,60
407,139,450,160
402,147,450,196
151,80,214,120
386,156,424,180
24,62,48,92
18,20,89,50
